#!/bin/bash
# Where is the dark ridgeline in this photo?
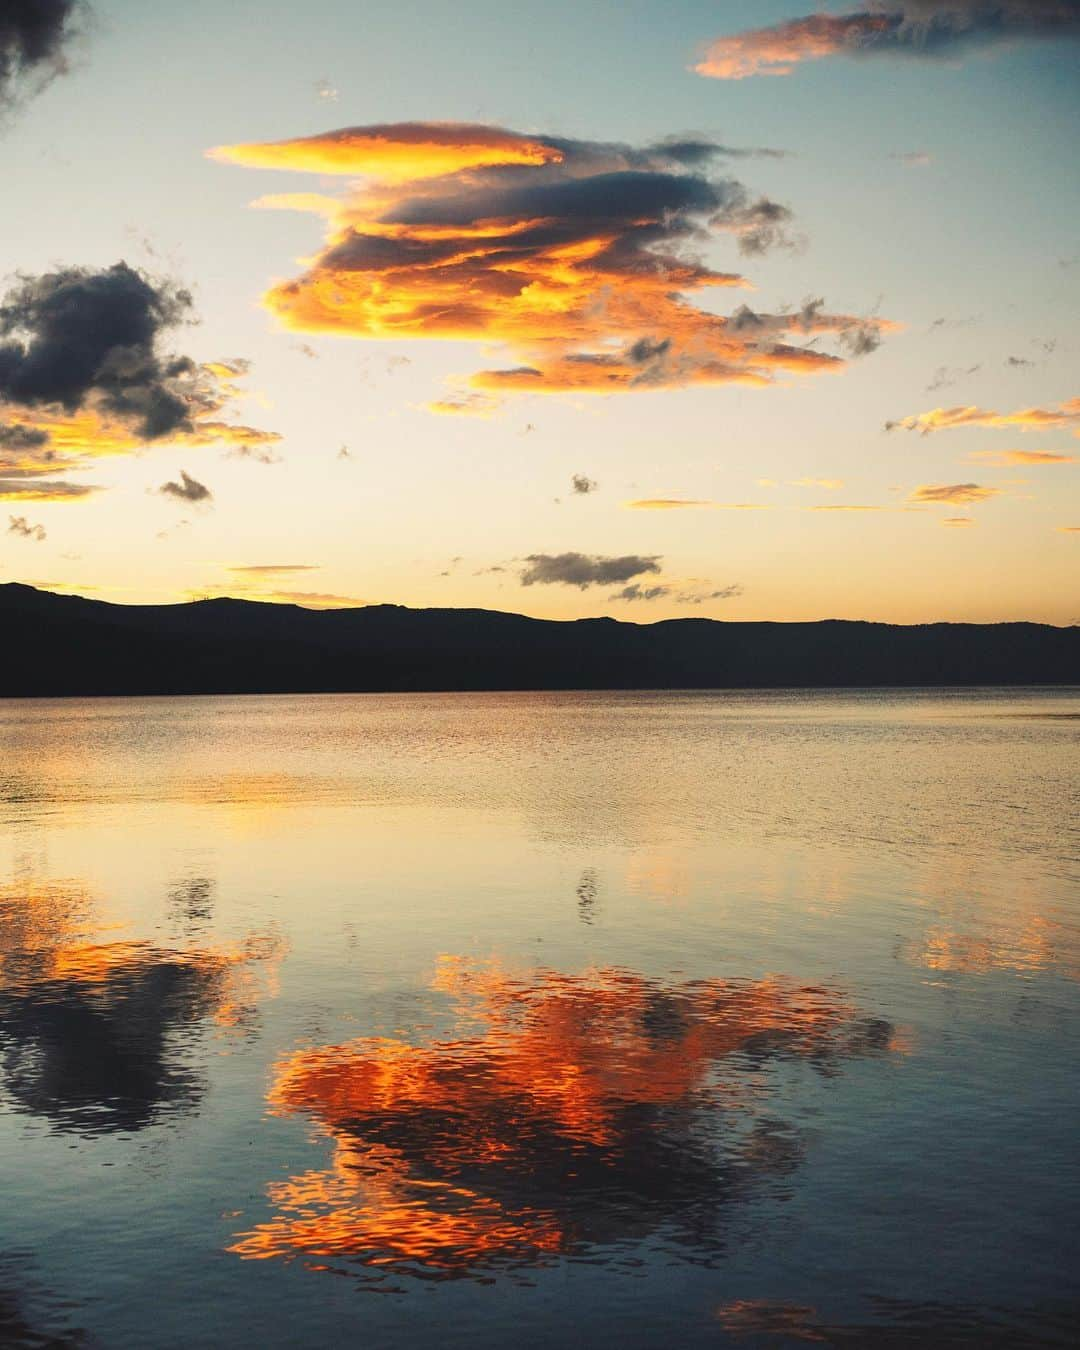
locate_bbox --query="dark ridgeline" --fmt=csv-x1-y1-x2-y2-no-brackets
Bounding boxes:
1,582,1076,696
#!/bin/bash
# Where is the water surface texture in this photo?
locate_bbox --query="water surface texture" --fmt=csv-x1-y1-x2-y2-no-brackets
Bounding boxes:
1,690,1077,1347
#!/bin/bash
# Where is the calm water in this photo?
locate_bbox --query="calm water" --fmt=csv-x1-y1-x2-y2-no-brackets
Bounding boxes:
0,689,1077,1348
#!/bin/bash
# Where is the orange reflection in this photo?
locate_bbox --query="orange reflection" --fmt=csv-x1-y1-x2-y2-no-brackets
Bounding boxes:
0,879,284,1132
232,959,902,1280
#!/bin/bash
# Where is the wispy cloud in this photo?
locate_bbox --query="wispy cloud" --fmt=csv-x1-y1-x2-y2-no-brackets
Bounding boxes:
887,397,1080,436
968,448,1076,465
624,497,715,510
693,3,1080,81
908,482,1001,504
892,150,932,167
7,513,45,540
943,516,977,527
212,121,892,401
226,564,321,575
610,581,743,604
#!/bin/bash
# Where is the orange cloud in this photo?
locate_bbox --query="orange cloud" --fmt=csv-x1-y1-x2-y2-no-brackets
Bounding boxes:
943,516,977,527
809,503,882,512
908,483,1001,505
968,449,1077,466
212,122,892,400
0,479,100,501
888,398,1080,437
694,12,892,79
693,4,1080,80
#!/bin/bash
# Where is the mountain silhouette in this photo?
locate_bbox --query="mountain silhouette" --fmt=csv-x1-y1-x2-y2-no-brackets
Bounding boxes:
1,583,1076,696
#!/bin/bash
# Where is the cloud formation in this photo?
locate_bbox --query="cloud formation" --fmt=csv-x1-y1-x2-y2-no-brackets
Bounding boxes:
908,482,1001,504
0,263,278,501
7,513,45,540
967,448,1076,465
694,2,1080,80
212,122,892,400
886,396,1080,436
519,552,661,589
611,581,743,604
158,470,211,504
624,497,715,509
0,0,85,111
226,564,321,575
571,473,597,495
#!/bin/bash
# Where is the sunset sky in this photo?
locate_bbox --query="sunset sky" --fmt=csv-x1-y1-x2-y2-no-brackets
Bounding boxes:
2,0,1078,623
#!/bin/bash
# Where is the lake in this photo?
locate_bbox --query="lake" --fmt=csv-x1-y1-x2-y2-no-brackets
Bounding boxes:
1,689,1077,1347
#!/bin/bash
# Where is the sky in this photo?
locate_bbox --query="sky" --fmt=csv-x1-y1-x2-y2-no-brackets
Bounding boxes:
1,0,1078,624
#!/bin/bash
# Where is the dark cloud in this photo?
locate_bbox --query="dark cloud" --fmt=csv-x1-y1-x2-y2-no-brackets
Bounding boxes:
695,2,1080,80
519,552,661,589
8,513,45,540
0,422,49,449
609,583,672,601
0,265,277,496
571,473,598,495
1006,354,1034,367
158,470,211,504
0,262,197,437
0,0,86,110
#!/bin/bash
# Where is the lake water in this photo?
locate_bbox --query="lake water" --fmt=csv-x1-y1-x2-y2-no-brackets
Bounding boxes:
1,689,1077,1348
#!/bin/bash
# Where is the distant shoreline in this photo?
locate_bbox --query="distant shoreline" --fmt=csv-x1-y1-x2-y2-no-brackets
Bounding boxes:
2,584,1077,698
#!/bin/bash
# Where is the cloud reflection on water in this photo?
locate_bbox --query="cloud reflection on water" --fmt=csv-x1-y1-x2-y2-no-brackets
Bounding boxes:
0,880,284,1135
231,958,904,1284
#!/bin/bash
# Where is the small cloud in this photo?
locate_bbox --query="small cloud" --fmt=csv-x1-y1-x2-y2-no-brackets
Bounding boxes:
892,151,931,168
790,477,844,489
314,79,338,102
908,483,1001,505
519,552,661,589
337,445,352,460
7,514,46,541
426,393,499,418
0,478,100,501
756,477,777,488
624,498,715,510
609,583,671,602
1057,525,1080,533
571,473,598,495
226,564,320,576
809,504,882,512
943,517,976,528
926,363,981,393
1006,355,1034,368
294,342,319,359
609,580,743,604
158,470,212,505
967,449,1076,466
